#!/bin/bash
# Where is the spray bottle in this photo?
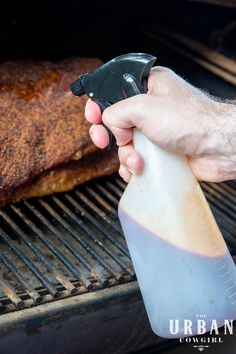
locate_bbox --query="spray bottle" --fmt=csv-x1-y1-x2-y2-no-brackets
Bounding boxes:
71,53,236,338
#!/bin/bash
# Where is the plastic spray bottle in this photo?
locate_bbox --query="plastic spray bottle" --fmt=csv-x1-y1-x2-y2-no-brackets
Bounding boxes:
71,53,236,338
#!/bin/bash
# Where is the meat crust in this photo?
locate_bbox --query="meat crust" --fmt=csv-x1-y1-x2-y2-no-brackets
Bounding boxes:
0,58,119,206
0,58,102,191
0,148,119,207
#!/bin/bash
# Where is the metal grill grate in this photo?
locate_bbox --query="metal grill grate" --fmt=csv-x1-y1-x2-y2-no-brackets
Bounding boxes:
0,175,236,314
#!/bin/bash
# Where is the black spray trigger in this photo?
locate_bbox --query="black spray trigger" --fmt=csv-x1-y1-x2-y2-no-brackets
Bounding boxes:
122,73,145,97
71,53,157,149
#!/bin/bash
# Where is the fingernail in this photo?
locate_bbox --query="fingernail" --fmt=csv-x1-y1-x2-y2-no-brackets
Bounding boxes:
126,156,136,174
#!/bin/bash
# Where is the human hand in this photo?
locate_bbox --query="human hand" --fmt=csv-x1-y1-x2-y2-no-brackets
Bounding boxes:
85,66,236,183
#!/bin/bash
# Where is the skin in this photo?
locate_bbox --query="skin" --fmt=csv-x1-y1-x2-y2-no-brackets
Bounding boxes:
85,66,236,183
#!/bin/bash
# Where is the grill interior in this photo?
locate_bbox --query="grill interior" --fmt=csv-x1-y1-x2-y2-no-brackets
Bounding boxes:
0,1,235,327
0,4,235,354
0,174,236,314
0,175,134,313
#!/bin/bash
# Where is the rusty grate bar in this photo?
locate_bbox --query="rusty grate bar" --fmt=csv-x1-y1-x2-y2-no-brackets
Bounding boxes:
84,185,118,219
24,201,107,287
72,191,133,267
77,188,124,239
51,196,125,281
0,226,59,298
12,204,91,292
0,274,23,309
64,193,126,267
0,253,41,304
0,209,77,295
0,175,235,314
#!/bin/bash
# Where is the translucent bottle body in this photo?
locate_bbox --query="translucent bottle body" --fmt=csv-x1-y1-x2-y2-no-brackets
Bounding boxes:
118,129,236,338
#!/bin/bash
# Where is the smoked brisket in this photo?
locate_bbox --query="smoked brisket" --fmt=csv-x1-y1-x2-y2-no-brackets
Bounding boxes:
0,58,118,206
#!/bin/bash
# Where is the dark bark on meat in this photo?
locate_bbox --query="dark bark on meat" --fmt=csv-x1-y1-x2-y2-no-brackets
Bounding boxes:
0,58,102,191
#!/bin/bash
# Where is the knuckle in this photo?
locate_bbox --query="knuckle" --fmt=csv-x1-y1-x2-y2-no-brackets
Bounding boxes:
151,66,175,80
149,66,182,95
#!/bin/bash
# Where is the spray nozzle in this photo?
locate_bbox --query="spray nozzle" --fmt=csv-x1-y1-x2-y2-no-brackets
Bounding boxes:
70,75,85,96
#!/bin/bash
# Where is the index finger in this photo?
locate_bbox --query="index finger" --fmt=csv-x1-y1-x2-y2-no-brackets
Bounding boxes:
85,99,102,124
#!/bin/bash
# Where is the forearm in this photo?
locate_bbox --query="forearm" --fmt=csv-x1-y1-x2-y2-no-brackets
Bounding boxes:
209,101,236,156
191,100,236,182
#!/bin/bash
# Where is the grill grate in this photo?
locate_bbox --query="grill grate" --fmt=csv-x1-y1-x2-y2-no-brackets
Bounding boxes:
0,175,236,314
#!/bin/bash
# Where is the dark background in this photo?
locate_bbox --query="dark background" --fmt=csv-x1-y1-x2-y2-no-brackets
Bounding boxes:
0,0,235,62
